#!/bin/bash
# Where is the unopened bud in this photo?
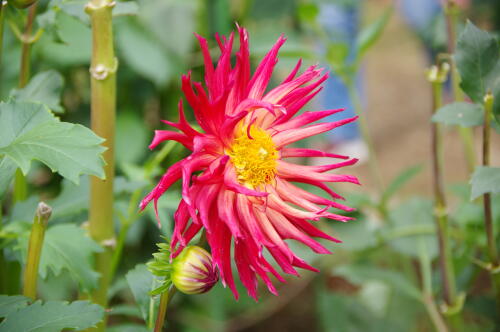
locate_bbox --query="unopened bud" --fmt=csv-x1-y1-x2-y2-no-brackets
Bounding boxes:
171,246,218,295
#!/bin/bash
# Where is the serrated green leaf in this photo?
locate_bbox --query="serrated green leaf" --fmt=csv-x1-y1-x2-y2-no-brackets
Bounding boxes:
16,224,103,292
125,264,157,321
0,295,29,317
355,7,392,61
432,102,484,127
455,21,499,103
10,70,65,113
470,166,500,199
0,101,105,183
0,300,104,332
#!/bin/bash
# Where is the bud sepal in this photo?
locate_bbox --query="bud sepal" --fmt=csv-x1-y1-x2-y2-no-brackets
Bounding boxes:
147,241,218,296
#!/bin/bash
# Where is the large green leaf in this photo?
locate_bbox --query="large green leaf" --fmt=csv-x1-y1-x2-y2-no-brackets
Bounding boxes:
0,295,29,317
16,224,103,292
432,102,484,127
0,101,105,184
10,70,65,113
470,166,500,200
455,21,499,103
125,264,157,322
0,299,104,331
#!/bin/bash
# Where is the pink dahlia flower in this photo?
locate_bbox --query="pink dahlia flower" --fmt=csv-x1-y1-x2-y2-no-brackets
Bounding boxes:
140,26,359,300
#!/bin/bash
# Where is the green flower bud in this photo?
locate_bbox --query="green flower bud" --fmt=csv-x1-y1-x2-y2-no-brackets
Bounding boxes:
8,0,38,9
171,246,218,295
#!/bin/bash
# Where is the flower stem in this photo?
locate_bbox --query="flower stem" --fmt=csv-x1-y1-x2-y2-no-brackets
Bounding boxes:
428,65,461,320
85,0,117,327
23,202,51,299
481,92,500,315
346,82,384,192
154,290,169,332
444,0,476,173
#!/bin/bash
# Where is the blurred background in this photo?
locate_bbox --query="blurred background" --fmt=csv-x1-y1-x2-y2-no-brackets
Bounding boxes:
2,0,500,331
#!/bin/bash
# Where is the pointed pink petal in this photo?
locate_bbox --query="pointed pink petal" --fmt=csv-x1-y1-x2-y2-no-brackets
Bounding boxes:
273,117,358,148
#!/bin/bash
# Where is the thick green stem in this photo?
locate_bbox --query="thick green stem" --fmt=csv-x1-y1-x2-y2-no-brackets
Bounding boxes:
23,202,51,299
482,92,500,315
154,290,169,332
346,83,384,192
428,66,461,323
86,0,117,328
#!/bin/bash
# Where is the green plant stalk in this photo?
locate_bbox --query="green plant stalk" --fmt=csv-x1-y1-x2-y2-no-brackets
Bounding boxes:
23,202,51,299
154,290,169,332
86,0,117,326
346,82,384,192
482,92,500,314
430,80,459,311
418,239,449,332
444,0,476,173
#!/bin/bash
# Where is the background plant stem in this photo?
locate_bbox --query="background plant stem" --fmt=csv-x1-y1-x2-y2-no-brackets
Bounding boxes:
0,1,6,71
430,77,459,314
23,202,51,299
86,0,116,328
481,92,500,315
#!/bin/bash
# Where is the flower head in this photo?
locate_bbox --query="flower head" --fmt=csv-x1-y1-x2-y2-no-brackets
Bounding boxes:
141,26,359,300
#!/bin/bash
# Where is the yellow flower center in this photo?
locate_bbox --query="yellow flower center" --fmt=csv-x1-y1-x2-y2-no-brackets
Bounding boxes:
227,126,278,188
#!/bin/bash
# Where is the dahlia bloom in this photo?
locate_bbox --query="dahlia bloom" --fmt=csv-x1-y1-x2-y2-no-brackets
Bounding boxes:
140,26,359,300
